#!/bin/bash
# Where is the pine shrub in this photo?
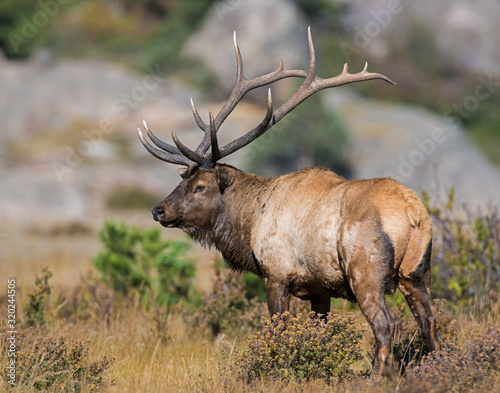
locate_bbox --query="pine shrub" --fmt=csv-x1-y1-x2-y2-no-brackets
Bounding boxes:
92,221,198,305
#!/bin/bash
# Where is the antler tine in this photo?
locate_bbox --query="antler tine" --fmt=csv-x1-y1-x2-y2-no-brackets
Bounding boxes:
219,88,273,159
190,97,215,157
171,132,204,164
209,31,247,133
305,26,317,83
141,118,181,154
233,31,244,84
208,112,220,163
191,31,248,157
137,127,194,167
190,98,208,132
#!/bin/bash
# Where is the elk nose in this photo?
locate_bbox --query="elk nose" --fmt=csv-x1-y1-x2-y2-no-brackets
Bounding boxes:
152,205,164,221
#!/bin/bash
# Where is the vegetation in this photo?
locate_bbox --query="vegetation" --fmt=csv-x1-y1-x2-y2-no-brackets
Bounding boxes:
0,0,41,58
24,267,52,328
92,221,199,306
227,312,364,384
187,264,265,338
16,336,113,392
403,325,500,393
423,189,500,308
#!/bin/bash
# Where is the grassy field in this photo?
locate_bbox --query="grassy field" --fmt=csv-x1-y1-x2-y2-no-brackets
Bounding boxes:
1,205,499,392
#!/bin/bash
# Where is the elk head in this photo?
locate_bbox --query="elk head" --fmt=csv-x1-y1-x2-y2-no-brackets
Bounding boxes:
138,27,394,228
150,164,237,231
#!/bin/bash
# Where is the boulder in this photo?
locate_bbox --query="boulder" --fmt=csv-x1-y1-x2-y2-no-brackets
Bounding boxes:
324,89,500,207
183,0,308,96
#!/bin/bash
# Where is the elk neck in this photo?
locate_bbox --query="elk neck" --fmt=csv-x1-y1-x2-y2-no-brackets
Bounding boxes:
199,170,274,277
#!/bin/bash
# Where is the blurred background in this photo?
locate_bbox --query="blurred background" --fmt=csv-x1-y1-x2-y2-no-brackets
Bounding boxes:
1,0,500,288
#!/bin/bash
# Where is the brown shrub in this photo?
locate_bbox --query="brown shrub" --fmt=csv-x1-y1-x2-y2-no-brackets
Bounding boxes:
16,335,114,392
226,312,364,384
404,324,500,393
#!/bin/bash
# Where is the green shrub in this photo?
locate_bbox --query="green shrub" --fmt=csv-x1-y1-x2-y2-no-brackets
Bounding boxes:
242,272,266,302
0,0,44,58
227,312,364,384
25,267,52,328
92,221,199,306
422,189,500,308
17,335,113,392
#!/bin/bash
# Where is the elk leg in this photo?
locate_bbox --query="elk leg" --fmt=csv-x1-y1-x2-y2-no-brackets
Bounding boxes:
355,290,395,377
265,279,290,316
399,236,439,352
398,277,439,352
311,297,331,317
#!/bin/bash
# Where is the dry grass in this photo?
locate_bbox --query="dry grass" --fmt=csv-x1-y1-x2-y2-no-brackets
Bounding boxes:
1,220,499,393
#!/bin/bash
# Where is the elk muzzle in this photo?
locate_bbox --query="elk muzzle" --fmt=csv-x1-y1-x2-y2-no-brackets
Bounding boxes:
152,204,164,222
151,203,181,228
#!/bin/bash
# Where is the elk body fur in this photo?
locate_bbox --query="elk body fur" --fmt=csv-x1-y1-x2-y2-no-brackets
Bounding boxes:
138,28,439,375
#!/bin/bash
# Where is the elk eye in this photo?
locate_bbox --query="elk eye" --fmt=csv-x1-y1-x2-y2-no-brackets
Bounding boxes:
194,185,205,193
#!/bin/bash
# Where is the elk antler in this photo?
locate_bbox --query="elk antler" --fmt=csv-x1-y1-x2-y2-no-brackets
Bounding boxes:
138,27,395,172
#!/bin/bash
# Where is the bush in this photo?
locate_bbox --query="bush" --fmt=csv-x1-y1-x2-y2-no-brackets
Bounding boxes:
92,221,199,306
227,312,364,384
0,1,43,58
422,189,500,309
25,267,52,328
17,335,114,392
404,325,500,393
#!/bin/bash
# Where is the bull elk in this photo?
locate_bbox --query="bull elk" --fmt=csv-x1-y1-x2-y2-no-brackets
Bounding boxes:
137,28,439,375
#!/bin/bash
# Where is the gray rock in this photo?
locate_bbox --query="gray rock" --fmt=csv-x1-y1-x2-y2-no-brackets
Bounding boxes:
324,89,500,207
339,0,500,76
183,0,308,95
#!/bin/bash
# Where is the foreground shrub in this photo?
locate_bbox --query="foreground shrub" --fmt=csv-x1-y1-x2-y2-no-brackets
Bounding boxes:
404,324,500,393
92,221,199,306
227,312,364,384
17,335,114,392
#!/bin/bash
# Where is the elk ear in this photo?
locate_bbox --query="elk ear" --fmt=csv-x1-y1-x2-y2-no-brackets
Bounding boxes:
178,168,188,178
179,164,198,179
214,165,235,193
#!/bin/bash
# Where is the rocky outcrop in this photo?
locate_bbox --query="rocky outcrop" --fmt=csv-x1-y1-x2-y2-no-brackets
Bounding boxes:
325,89,500,206
183,0,308,97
